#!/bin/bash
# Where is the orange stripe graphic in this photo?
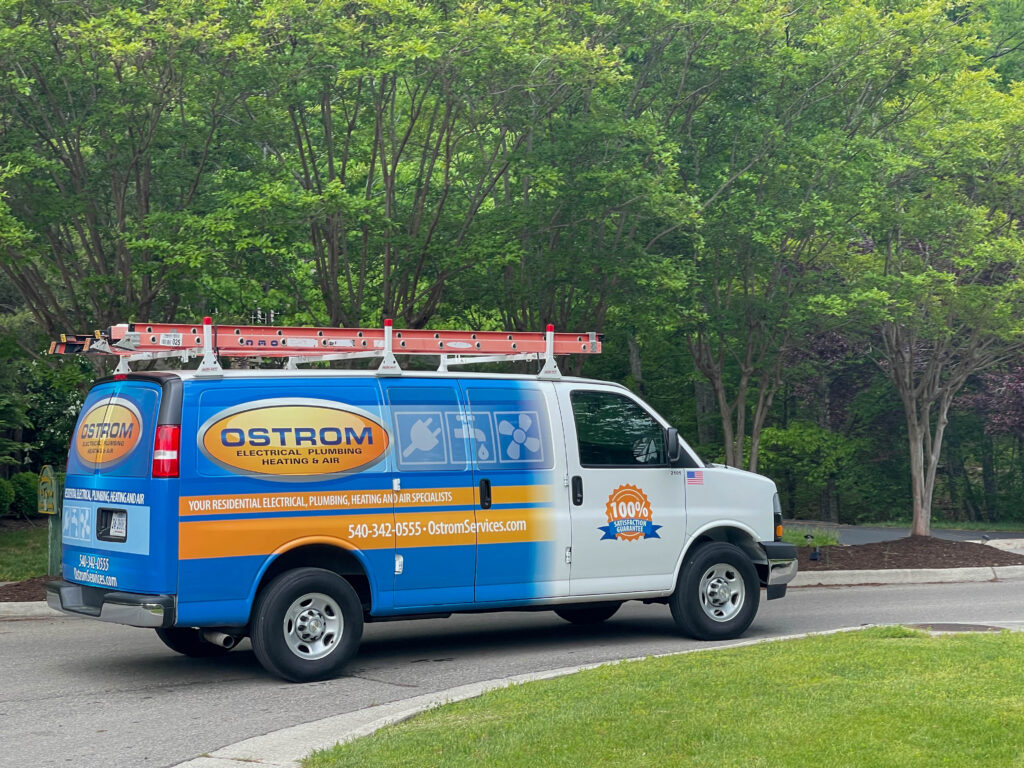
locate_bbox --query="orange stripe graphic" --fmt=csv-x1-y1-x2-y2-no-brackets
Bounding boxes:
179,513,394,559
177,484,556,559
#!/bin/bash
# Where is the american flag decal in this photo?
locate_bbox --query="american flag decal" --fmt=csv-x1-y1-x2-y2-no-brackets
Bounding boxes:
686,470,704,485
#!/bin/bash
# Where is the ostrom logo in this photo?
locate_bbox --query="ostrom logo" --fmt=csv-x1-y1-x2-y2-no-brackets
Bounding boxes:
199,399,390,479
75,397,143,468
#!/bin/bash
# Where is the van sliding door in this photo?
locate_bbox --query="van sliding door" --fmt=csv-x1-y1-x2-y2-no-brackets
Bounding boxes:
383,380,477,607
464,381,570,602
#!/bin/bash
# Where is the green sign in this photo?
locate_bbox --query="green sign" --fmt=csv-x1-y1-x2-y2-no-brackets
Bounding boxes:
38,465,57,515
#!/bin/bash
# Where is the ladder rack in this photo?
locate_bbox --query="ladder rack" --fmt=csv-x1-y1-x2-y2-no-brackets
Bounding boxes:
49,318,602,379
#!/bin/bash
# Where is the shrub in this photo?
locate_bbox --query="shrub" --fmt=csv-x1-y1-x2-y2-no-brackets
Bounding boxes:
0,477,13,516
9,471,39,517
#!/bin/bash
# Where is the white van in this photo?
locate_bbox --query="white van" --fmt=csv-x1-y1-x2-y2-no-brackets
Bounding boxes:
47,320,797,681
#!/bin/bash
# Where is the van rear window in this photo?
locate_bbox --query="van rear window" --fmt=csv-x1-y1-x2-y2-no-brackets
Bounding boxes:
66,383,160,477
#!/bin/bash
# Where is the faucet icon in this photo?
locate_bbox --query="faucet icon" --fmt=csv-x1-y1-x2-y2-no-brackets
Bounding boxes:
453,415,490,461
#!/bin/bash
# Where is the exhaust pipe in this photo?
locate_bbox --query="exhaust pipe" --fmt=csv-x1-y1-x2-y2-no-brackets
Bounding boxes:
201,630,237,649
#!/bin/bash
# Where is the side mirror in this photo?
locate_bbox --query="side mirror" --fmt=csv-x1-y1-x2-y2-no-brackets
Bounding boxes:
666,427,681,463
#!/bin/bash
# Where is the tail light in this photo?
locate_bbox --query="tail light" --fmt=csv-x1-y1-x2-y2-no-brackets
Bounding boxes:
153,425,180,478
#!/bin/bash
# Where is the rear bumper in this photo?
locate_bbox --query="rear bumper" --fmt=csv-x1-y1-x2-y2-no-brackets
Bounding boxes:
46,580,175,628
758,541,798,600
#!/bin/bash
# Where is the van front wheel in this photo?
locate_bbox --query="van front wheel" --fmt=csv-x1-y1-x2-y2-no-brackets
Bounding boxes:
250,568,363,682
670,542,759,640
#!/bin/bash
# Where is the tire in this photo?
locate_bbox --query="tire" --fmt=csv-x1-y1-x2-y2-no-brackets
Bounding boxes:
155,627,233,658
670,542,759,640
250,568,363,683
554,602,622,625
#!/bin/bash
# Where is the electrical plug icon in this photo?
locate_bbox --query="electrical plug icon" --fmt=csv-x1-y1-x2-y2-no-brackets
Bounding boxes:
403,417,442,457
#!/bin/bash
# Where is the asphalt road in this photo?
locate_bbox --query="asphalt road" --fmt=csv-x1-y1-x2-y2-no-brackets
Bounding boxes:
3,579,1024,768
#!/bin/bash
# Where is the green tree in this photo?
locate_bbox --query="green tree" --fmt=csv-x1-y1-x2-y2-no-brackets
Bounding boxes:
0,0,257,333
837,70,1024,535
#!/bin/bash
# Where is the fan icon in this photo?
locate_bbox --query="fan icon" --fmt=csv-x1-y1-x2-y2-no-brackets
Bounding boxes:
498,413,542,459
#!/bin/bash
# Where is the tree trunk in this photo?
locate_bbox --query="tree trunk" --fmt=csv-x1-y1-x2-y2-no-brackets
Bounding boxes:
820,475,839,523
981,436,997,522
907,424,932,536
694,380,717,446
627,335,646,397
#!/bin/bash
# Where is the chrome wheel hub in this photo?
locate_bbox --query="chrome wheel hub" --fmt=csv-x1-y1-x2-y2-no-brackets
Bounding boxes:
699,564,745,622
283,592,343,661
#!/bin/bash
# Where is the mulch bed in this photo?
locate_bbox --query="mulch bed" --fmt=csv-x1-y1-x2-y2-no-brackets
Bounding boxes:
798,536,1024,571
4,536,1024,603
0,575,50,602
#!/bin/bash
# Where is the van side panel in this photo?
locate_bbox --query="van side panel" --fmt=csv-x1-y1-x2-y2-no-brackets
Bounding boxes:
464,381,570,603
62,380,178,595
383,380,476,607
175,379,395,626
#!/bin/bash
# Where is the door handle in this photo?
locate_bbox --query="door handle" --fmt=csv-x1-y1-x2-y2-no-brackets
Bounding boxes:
479,478,492,509
571,475,583,506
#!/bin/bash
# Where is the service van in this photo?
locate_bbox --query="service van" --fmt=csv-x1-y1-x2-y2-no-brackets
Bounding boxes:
47,320,797,682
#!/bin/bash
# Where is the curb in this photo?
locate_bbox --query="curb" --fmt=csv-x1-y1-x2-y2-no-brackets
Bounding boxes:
791,565,1024,587
0,601,61,619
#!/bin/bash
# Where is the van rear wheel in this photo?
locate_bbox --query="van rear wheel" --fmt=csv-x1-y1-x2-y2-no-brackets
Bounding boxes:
554,602,621,625
250,567,363,683
155,627,233,658
670,542,759,640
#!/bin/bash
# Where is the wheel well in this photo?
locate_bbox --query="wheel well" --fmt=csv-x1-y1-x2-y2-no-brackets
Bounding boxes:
688,527,766,566
257,545,372,612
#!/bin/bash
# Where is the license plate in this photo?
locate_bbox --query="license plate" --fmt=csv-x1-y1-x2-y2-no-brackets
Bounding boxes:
109,510,127,538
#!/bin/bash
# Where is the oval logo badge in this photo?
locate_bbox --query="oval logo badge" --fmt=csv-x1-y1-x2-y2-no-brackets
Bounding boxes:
75,397,144,468
199,399,390,479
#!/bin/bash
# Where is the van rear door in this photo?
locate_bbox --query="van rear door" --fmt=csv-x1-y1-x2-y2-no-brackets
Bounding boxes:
62,374,179,595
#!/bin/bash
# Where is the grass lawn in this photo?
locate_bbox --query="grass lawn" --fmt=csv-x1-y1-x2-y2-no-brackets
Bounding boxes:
0,522,49,581
782,525,839,547
305,627,1024,768
879,520,1024,533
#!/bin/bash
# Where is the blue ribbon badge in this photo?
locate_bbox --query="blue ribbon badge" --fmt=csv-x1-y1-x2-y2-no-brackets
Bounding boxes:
599,484,661,541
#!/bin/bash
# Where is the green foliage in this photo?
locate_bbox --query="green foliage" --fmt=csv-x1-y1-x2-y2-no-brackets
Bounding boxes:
0,476,13,516
1,0,1024,529
760,423,859,491
9,471,38,517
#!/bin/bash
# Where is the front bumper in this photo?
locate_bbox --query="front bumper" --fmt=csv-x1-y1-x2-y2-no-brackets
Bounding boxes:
46,580,175,628
758,541,798,600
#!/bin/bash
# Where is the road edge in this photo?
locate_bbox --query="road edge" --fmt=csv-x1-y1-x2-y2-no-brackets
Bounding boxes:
6,565,1024,620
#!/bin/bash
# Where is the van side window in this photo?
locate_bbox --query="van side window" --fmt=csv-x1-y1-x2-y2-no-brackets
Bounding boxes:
465,386,553,470
570,391,666,467
386,385,468,471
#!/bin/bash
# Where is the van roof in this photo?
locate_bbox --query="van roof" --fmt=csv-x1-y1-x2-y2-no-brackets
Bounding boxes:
121,369,629,390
